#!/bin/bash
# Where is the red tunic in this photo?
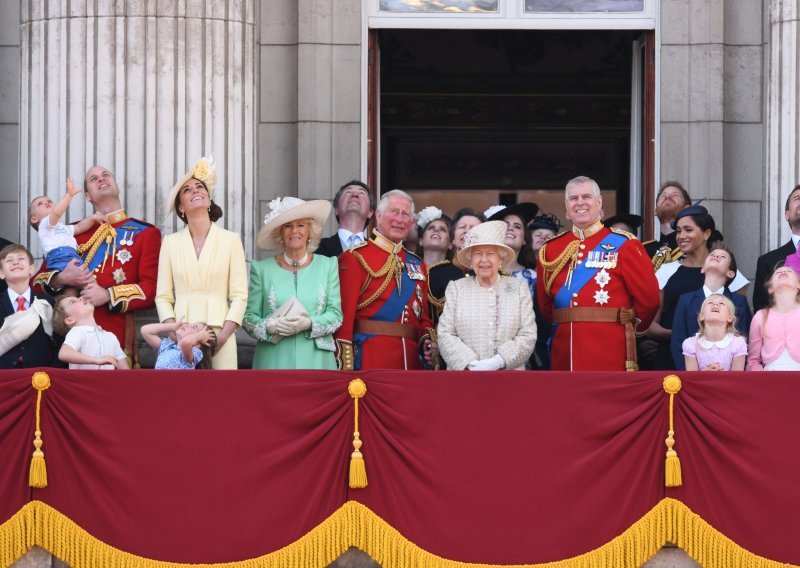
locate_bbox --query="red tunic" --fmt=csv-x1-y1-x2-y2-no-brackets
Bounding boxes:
33,213,161,360
336,232,433,370
536,223,659,371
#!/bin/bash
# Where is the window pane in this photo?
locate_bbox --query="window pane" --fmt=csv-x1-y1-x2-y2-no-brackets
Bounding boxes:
380,0,499,13
525,0,644,12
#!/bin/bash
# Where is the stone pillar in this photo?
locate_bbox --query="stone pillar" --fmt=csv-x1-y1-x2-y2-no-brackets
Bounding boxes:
768,0,800,247
19,0,257,256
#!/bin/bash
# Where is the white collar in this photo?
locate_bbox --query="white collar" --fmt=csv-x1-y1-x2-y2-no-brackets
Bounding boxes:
7,287,30,306
793,234,800,250
338,228,365,240
697,332,734,349
702,285,725,298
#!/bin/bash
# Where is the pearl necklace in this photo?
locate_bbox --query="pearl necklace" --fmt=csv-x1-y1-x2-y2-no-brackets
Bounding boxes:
283,252,308,268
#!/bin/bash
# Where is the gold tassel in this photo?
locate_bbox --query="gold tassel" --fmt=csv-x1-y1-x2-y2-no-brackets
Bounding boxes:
348,378,368,489
29,371,52,488
663,375,682,488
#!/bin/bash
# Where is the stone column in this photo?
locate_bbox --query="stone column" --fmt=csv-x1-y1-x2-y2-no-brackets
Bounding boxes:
19,0,256,256
768,0,800,247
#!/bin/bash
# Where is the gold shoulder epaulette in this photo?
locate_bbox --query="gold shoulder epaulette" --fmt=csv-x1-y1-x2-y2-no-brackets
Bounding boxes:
610,227,636,240
538,239,580,296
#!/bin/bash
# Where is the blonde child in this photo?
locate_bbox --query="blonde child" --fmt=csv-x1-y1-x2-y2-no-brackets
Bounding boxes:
747,266,800,371
682,293,746,371
141,320,217,370
53,296,129,369
29,178,105,272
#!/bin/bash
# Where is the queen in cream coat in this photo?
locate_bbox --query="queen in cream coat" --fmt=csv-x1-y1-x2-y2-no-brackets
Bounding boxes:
156,158,248,369
437,221,536,371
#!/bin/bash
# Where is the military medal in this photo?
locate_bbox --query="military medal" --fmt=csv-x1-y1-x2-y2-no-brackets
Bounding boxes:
112,268,127,284
116,248,132,264
412,299,421,319
406,262,425,281
594,268,610,288
593,290,610,305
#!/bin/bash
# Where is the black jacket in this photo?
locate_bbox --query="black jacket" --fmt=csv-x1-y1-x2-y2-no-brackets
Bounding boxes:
0,291,62,369
753,240,796,312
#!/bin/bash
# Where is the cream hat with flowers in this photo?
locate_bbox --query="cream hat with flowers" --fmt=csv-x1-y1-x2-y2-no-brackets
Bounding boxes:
166,156,218,215
257,196,332,251
456,220,515,267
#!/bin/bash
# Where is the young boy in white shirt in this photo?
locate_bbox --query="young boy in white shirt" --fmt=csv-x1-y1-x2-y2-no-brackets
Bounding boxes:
53,295,129,369
28,178,105,272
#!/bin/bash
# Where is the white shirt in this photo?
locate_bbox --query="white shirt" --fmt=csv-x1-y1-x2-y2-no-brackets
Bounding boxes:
702,285,725,298
7,288,31,311
38,215,76,255
337,228,366,251
63,325,126,369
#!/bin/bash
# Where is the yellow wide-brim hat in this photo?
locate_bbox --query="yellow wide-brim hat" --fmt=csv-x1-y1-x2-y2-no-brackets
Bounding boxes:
256,196,332,251
165,156,217,215
456,220,515,267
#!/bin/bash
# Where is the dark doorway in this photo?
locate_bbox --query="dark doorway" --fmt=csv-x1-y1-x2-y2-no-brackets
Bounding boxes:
378,28,641,224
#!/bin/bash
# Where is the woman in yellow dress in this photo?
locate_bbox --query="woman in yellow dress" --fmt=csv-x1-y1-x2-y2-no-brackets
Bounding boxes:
155,157,248,369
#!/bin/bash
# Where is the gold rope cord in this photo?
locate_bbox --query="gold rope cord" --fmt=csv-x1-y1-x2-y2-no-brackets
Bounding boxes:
354,252,402,311
0,499,792,568
77,224,117,268
538,240,580,296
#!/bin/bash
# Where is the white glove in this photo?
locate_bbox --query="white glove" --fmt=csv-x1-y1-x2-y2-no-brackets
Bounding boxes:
467,354,505,371
267,317,287,336
282,315,312,335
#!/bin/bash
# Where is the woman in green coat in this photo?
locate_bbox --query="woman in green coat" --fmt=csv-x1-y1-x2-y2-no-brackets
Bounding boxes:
243,197,342,369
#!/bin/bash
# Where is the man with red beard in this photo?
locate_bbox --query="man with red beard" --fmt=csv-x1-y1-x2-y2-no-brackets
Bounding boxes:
537,176,660,371
644,181,692,270
335,189,434,370
753,184,800,311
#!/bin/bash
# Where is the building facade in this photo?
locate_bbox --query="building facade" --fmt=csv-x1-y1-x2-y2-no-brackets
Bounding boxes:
0,1,792,285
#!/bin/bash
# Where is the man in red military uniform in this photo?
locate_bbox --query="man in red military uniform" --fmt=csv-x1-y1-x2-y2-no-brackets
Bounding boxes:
536,176,660,371
335,189,434,370
33,165,161,363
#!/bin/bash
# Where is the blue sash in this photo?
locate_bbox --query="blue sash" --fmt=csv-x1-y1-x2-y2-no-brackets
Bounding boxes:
553,232,627,309
353,256,418,369
82,220,150,271
551,232,627,343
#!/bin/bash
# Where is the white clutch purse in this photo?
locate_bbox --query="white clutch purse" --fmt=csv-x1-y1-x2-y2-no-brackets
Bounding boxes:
269,296,308,344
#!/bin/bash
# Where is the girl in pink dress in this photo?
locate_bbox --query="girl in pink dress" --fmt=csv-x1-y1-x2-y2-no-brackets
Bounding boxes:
682,294,747,371
747,266,800,371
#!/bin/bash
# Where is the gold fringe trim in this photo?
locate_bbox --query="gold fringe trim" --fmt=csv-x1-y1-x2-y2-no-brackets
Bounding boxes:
0,499,795,568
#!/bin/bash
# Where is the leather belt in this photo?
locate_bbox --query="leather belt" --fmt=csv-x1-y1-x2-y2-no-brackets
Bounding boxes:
355,319,419,341
553,307,639,371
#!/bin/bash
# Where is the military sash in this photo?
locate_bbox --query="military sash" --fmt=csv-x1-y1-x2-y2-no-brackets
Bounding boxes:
553,232,628,310
353,258,417,369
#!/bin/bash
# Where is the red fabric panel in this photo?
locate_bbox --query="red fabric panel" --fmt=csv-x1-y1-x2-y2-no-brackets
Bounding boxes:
354,371,666,564
29,370,350,563
1,369,799,565
0,372,36,522
666,371,800,564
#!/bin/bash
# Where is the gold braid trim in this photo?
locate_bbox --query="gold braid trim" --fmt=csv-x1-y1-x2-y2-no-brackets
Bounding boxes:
353,251,402,311
538,240,580,297
0,499,792,568
77,223,117,267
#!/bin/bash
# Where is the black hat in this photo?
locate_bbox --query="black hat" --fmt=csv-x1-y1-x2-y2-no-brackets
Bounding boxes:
486,202,539,225
670,203,709,230
529,212,563,233
603,213,644,233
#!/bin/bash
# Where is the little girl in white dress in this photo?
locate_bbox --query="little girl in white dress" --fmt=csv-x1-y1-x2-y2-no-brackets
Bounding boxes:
682,294,747,371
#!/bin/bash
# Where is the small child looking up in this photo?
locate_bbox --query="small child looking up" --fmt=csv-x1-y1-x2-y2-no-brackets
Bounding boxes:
141,320,217,370
29,178,106,272
747,265,800,371
53,295,129,369
682,293,746,371
669,242,751,370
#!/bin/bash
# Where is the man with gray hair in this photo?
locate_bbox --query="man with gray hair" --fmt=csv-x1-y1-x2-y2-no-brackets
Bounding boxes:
335,189,434,370
536,176,660,371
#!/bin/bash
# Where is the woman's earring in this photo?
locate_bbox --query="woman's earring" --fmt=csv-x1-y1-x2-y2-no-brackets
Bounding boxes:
208,207,211,213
